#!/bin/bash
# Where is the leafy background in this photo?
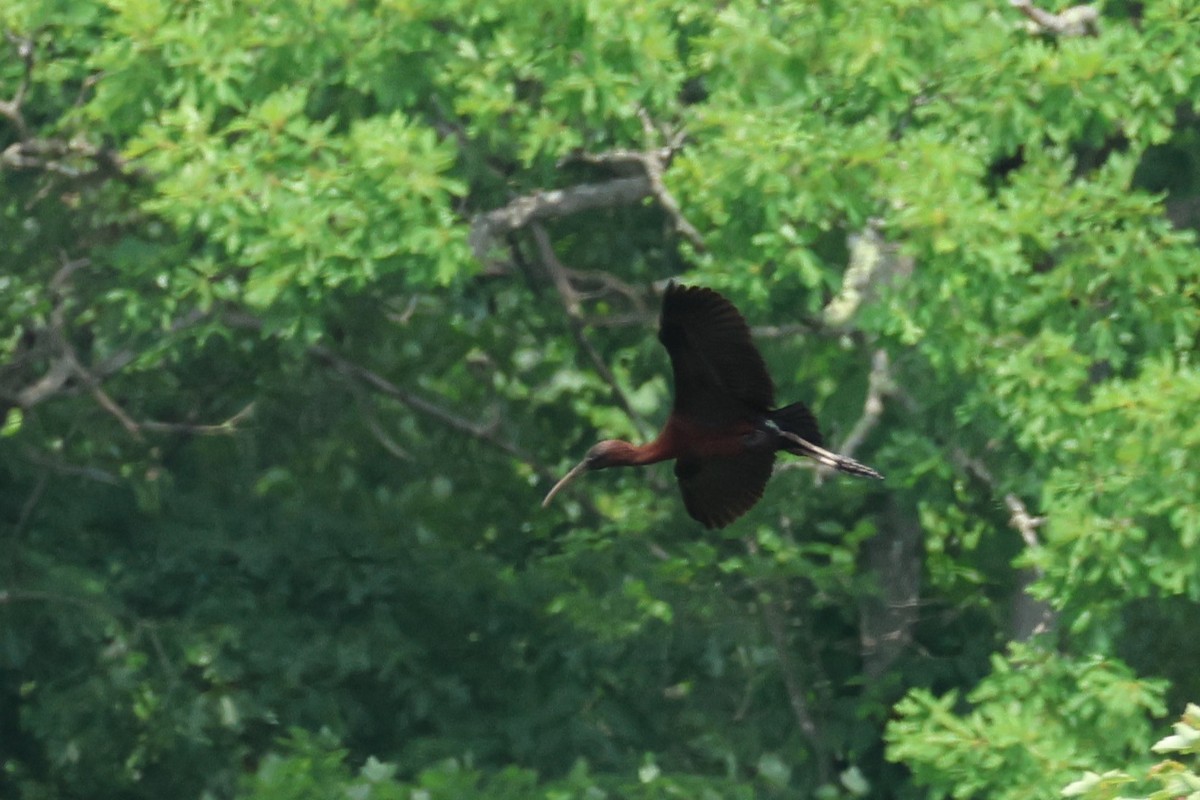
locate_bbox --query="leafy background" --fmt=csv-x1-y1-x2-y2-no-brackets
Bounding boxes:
2,0,1198,798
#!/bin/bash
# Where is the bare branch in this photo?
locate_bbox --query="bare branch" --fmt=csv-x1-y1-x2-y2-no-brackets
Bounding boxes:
562,268,649,314
307,343,552,479
23,447,121,485
469,177,653,267
0,30,34,138
15,357,75,407
13,263,247,440
950,447,1059,639
530,223,650,437
1004,491,1056,640
1004,492,1045,551
759,587,831,784
345,378,413,461
859,496,922,681
13,469,49,540
823,220,914,330
1009,0,1099,36
0,136,149,182
634,108,704,250
75,370,143,439
564,110,703,250
832,349,892,462
471,110,701,270
136,402,256,436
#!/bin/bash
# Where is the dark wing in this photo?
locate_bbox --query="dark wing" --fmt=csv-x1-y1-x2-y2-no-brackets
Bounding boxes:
675,451,776,529
658,283,774,427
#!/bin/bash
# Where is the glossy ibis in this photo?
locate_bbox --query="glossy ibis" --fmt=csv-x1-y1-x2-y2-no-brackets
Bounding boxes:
543,283,883,528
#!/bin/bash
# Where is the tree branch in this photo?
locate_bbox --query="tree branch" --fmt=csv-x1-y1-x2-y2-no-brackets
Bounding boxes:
823,220,913,331
469,177,653,267
471,114,703,270
11,262,249,440
950,448,1059,640
833,349,892,463
0,30,34,138
530,223,650,438
1009,0,1099,36
760,589,831,785
1004,492,1045,551
306,343,552,479
136,402,257,436
562,110,704,250
0,136,148,182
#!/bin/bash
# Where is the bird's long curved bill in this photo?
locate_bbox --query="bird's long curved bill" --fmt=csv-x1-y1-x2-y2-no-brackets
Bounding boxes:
542,460,590,507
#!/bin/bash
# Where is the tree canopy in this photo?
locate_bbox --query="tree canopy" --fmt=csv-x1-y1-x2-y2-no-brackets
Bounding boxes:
2,0,1199,798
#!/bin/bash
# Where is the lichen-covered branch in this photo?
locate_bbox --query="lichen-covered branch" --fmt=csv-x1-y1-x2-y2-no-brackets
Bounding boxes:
1009,0,1099,36
469,177,653,267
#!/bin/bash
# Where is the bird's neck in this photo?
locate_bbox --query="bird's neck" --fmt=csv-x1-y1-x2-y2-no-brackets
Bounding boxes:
616,437,675,466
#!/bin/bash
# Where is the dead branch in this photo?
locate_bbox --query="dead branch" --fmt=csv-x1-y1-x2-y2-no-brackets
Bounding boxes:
13,469,49,540
562,267,649,315
346,378,413,461
859,496,922,681
759,588,831,784
136,402,257,436
530,223,650,437
471,111,702,269
564,111,703,250
1009,0,1099,36
11,262,248,440
469,177,653,267
950,447,1059,639
635,107,704,249
834,349,892,462
823,220,914,330
0,136,147,182
306,342,552,479
0,30,34,138
1004,492,1045,551
22,447,121,485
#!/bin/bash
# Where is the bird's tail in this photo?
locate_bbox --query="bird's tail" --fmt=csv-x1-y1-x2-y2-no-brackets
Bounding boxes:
769,402,884,480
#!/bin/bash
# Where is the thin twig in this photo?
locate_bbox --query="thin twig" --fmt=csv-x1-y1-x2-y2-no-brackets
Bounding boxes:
760,590,831,784
563,268,649,314
22,447,121,485
634,107,704,250
137,402,256,436
530,223,650,437
307,343,552,479
349,381,413,461
950,448,1058,639
13,470,49,540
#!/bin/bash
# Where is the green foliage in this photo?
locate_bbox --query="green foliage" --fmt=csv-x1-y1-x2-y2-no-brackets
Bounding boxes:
3,0,1200,798
887,644,1167,800
1062,702,1200,800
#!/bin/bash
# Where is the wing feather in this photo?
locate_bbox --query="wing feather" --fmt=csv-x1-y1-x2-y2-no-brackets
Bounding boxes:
675,451,776,529
657,283,774,427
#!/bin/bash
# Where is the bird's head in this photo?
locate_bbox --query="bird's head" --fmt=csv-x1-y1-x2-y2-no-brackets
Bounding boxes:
541,440,632,508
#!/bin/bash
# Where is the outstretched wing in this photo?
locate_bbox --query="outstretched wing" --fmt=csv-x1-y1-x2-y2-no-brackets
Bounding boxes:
675,451,776,529
657,283,774,427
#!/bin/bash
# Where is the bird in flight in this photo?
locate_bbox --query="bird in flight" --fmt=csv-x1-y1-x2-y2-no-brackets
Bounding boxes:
543,283,883,528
